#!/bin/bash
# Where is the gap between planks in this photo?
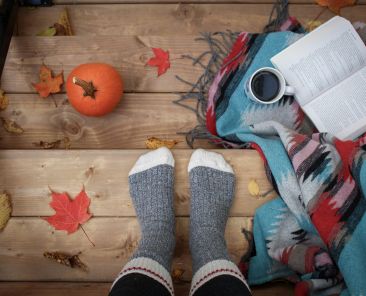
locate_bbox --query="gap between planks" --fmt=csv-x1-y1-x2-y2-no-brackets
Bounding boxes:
0,282,295,296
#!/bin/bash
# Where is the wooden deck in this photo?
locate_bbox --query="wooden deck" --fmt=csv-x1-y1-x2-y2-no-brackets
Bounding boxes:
0,1,365,295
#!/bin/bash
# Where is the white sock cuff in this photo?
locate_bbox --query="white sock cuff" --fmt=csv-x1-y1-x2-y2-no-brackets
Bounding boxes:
189,260,249,296
188,149,234,174
129,147,175,176
111,257,174,295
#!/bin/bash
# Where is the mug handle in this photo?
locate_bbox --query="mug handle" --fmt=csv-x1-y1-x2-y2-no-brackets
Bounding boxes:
284,85,295,96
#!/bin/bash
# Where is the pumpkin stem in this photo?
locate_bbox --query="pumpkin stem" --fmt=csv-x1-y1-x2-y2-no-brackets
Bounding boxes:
72,76,96,99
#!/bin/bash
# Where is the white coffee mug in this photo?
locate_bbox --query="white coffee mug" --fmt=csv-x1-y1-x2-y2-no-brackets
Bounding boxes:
245,67,295,104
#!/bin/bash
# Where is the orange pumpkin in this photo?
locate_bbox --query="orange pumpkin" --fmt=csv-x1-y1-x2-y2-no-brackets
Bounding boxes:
66,63,123,117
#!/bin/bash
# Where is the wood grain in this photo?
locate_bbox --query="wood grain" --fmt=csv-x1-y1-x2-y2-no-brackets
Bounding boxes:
0,282,295,296
0,149,275,217
0,93,214,149
17,4,366,36
0,217,251,281
2,36,208,93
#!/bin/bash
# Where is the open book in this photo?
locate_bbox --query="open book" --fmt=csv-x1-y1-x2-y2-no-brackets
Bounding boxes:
271,16,366,140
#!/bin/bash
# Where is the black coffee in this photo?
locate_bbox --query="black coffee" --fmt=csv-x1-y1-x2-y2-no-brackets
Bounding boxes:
251,71,280,102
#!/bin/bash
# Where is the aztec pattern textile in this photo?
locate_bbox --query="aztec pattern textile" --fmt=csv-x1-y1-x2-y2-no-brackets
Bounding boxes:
201,21,366,296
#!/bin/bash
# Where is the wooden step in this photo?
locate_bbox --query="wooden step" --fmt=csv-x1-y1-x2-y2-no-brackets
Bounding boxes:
0,282,295,296
0,149,274,217
0,93,214,149
17,4,366,36
3,35,208,93
0,217,250,281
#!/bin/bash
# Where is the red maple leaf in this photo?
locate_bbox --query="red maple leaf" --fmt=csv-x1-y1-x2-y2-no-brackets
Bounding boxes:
44,188,94,245
146,48,170,77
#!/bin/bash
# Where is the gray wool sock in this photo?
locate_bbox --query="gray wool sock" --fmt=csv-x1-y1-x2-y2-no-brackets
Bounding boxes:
128,147,176,271
188,149,236,274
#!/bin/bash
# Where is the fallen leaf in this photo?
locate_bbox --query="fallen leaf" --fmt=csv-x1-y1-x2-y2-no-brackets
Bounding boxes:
145,137,179,149
57,7,73,36
63,136,71,149
0,192,11,231
306,20,323,32
172,267,185,282
1,118,24,134
316,0,355,14
37,27,57,36
146,48,170,77
0,89,9,111
33,140,62,149
44,188,94,246
36,8,73,37
32,65,64,98
248,179,260,198
43,251,88,272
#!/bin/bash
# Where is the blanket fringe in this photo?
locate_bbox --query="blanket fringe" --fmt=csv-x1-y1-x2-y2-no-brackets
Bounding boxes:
174,0,290,148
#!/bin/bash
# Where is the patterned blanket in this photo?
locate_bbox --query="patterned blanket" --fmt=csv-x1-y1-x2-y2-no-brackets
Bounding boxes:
206,23,366,296
178,17,366,296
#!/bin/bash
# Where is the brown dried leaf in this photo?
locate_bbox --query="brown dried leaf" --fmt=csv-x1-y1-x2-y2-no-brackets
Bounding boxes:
53,23,67,36
33,140,62,149
0,89,9,111
57,7,73,36
171,267,185,282
0,192,12,231
43,251,88,272
1,118,24,134
145,137,179,149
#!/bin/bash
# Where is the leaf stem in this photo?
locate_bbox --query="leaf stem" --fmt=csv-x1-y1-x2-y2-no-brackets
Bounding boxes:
80,225,95,247
313,6,327,23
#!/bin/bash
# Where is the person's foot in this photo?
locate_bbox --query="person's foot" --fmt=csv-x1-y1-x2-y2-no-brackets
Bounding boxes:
188,149,250,296
111,147,175,296
129,147,176,270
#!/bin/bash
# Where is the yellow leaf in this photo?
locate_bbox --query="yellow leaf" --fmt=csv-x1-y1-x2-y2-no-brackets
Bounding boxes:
145,137,179,149
306,20,323,32
1,118,24,134
248,179,260,198
0,89,8,111
63,136,71,149
37,27,57,36
171,267,185,282
0,192,12,231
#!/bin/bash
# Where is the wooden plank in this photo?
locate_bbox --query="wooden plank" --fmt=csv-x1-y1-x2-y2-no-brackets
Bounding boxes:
0,282,295,296
0,150,275,217
17,4,366,37
0,93,214,149
0,217,251,281
2,35,207,93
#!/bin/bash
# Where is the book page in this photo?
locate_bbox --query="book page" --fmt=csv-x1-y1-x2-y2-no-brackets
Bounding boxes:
271,16,366,106
303,66,366,140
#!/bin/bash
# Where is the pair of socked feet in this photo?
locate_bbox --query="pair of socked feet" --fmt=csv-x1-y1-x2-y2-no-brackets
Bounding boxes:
109,148,252,296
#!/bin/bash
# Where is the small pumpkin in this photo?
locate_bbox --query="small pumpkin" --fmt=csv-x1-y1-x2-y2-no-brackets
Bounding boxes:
66,63,123,117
